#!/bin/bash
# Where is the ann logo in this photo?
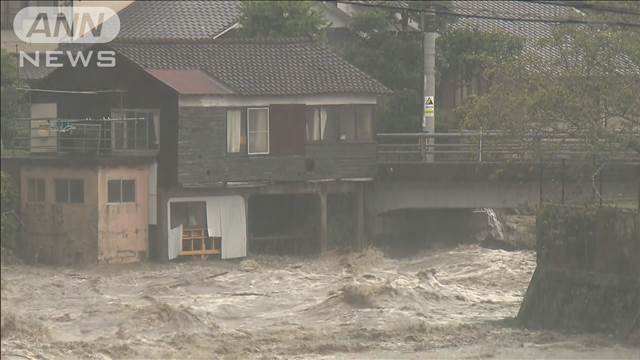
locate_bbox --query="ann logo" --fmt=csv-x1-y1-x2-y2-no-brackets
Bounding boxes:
26,11,105,40
14,6,120,44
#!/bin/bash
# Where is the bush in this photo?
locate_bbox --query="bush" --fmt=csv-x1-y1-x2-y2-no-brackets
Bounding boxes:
1,171,20,249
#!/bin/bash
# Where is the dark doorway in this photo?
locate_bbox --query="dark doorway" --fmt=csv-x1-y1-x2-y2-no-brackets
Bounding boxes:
248,194,319,255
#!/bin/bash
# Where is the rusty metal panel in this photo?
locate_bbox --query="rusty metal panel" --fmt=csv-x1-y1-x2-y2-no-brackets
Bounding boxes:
145,69,236,95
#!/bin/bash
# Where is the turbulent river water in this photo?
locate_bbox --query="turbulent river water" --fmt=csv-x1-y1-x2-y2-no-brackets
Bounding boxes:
1,245,638,359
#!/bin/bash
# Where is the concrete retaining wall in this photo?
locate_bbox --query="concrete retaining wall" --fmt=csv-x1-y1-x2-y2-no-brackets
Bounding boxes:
518,205,640,338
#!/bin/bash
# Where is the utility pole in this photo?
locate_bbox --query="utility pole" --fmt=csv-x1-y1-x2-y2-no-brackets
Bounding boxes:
422,2,436,161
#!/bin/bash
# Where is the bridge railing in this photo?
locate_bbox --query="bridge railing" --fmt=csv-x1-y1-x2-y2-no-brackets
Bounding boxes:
377,131,639,164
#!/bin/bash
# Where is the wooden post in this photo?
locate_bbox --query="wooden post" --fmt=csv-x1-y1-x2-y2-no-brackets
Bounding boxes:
599,168,603,208
318,191,328,253
561,158,566,204
538,158,544,206
478,129,483,162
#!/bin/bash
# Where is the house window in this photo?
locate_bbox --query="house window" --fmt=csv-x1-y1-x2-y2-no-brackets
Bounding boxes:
306,108,328,142
308,105,373,143
111,109,159,150
55,179,84,204
107,180,135,203
247,108,269,154
338,106,357,141
27,178,45,202
355,106,373,140
226,109,243,153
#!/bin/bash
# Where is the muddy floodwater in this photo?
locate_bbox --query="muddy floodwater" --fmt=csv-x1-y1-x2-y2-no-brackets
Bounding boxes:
2,245,638,359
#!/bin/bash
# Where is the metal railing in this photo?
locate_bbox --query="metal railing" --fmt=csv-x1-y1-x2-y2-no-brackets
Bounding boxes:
9,116,158,156
377,131,640,164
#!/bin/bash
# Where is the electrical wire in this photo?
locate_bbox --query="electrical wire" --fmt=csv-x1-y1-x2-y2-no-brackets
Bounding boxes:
523,1,640,17
337,1,640,28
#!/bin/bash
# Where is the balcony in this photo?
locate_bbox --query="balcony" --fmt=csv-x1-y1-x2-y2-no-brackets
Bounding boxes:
7,115,159,157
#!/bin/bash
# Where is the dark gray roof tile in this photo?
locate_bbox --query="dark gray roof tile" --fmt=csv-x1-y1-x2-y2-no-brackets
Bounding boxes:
110,38,391,96
116,1,242,41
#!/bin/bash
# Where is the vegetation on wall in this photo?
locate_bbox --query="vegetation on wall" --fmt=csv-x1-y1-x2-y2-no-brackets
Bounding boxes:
1,171,20,250
1,49,24,149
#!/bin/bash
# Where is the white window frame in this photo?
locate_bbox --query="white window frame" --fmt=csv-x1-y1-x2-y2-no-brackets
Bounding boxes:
247,107,270,155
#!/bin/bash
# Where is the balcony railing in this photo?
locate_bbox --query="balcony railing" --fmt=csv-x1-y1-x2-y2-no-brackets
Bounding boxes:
377,131,640,164
9,116,158,156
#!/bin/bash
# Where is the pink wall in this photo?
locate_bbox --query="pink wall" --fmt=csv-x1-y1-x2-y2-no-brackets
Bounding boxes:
19,162,151,265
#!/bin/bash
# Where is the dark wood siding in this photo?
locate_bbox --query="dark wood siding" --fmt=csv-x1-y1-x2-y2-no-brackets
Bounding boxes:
269,104,305,156
178,106,377,187
38,52,179,187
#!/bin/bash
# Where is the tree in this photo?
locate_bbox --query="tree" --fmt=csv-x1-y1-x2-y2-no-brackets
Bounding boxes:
237,1,330,40
332,2,449,132
458,2,640,158
435,29,525,130
334,8,423,132
1,171,19,250
1,49,24,148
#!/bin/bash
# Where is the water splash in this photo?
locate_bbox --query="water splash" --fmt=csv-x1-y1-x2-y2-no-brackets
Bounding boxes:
482,208,504,241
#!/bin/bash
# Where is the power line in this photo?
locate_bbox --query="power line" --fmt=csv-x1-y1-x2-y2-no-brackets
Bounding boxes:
523,1,640,17
337,1,640,28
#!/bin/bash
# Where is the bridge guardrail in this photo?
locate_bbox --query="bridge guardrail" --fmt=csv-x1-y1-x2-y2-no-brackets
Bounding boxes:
377,131,640,164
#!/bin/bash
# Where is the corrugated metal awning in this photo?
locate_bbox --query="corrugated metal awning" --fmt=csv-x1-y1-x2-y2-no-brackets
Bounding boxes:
145,69,236,95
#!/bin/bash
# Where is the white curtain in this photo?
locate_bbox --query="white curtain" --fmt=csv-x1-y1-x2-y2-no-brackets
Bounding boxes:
319,108,328,140
227,110,241,153
206,196,247,259
248,108,269,154
153,112,160,146
206,200,222,238
356,106,373,140
168,224,183,260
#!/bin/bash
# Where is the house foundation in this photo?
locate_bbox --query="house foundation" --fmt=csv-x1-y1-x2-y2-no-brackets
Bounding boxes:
155,180,369,261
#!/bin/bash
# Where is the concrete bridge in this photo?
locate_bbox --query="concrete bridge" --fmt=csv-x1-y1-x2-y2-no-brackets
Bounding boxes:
374,132,640,213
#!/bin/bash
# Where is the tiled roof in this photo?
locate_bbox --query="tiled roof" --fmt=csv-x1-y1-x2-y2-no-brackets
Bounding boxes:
110,39,391,96
115,1,242,41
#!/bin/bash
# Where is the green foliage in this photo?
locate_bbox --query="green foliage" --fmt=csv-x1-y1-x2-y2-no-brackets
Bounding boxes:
1,171,20,250
436,29,525,84
237,1,330,40
1,49,24,148
435,29,526,130
334,5,523,132
333,7,424,132
457,4,640,157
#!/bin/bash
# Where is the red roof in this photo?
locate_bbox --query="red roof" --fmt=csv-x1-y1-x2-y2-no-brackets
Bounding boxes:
145,69,236,95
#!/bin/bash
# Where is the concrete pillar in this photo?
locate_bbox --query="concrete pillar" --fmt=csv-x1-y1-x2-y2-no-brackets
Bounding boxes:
355,184,365,249
318,191,328,253
156,187,169,262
